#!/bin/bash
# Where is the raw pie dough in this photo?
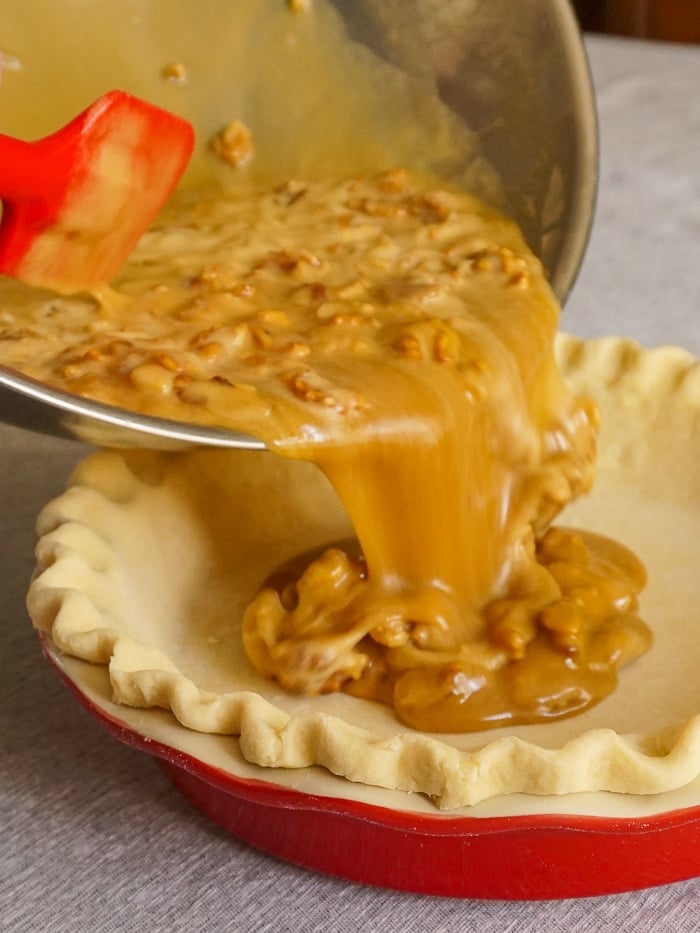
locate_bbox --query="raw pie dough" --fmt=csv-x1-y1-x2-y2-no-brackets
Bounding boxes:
28,334,700,809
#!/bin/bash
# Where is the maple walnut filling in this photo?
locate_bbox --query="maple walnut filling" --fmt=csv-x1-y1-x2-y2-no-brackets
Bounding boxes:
0,169,651,732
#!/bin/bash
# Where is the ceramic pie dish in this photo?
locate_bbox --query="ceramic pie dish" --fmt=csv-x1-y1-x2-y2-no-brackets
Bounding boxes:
29,333,700,898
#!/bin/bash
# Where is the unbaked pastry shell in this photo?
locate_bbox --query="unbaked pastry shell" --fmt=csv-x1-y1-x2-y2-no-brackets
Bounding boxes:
28,334,700,811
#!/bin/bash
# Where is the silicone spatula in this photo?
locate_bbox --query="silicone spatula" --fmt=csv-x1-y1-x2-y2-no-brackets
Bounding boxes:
0,89,195,294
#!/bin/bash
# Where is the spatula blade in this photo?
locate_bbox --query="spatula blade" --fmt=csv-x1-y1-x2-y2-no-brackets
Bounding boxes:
0,90,195,294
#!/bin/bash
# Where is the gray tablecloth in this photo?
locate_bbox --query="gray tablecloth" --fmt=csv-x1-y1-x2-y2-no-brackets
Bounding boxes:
2,34,700,933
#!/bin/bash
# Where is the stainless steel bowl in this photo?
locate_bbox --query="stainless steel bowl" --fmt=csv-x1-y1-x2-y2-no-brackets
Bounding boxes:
0,0,597,449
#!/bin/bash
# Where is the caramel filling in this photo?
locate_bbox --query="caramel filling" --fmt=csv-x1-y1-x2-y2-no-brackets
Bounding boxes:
0,169,651,732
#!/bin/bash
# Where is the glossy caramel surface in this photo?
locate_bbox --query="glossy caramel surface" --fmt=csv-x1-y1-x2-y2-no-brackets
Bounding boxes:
0,169,651,731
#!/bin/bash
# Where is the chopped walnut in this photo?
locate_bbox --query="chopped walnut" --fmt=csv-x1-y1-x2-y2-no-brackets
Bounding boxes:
161,62,188,85
208,120,254,168
392,318,461,365
282,369,365,412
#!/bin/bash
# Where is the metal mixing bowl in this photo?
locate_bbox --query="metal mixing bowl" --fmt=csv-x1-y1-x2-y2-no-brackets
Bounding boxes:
0,0,597,449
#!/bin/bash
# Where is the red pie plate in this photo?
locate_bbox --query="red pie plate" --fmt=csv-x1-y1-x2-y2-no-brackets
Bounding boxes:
42,636,700,900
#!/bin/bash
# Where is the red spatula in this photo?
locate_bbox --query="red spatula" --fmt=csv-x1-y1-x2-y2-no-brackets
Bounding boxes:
0,89,195,294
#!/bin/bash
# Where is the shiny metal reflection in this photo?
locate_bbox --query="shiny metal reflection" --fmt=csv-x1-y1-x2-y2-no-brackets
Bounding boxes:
0,366,265,449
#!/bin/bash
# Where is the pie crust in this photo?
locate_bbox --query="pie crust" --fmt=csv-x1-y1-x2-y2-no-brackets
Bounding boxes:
28,334,700,810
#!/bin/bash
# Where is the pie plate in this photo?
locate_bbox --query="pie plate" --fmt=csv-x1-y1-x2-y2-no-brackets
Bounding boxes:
29,335,700,900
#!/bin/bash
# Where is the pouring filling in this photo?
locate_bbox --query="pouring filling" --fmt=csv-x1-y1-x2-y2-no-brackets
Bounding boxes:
0,169,651,732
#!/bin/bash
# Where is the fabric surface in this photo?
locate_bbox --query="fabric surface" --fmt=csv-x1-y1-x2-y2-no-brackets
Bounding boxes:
3,34,700,933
